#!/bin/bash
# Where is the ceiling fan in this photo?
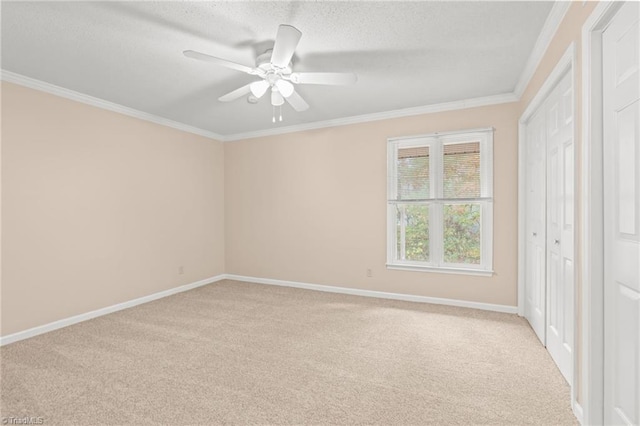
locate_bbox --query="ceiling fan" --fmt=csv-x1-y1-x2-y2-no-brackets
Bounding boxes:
183,24,357,121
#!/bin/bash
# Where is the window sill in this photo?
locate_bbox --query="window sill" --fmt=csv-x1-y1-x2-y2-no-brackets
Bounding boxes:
386,263,494,277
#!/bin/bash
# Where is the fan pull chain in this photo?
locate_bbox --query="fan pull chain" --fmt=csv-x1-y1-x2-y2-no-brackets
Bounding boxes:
272,105,276,123
279,106,283,122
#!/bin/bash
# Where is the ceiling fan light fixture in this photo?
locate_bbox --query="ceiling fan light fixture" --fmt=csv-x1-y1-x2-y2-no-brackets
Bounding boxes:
249,80,269,98
275,79,294,97
271,88,285,106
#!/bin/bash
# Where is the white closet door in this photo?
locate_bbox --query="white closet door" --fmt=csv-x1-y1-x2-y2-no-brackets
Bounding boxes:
525,108,547,344
603,2,640,425
523,68,574,385
545,70,574,384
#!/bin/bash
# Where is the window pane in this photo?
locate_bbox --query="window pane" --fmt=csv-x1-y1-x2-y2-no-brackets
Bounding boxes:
397,146,429,200
396,204,429,262
443,142,480,198
443,203,481,264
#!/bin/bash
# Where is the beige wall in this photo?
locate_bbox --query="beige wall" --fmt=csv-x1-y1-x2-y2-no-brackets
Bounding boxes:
223,0,597,358
1,82,225,336
0,2,598,342
225,102,520,307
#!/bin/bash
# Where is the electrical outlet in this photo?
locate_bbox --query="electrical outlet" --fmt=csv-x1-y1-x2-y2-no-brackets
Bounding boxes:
178,266,184,275
366,268,372,278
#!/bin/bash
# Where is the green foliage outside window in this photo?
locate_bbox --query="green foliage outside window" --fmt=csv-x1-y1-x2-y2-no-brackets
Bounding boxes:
444,204,481,264
397,205,429,261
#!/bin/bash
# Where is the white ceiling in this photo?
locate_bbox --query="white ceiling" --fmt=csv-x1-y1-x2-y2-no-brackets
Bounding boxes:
1,1,553,138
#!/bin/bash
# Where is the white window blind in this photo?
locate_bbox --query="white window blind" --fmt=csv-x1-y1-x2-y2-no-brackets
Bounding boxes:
387,129,493,274
397,146,430,200
443,142,480,199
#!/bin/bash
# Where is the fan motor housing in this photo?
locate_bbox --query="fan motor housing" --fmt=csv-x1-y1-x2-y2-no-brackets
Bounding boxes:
256,49,292,74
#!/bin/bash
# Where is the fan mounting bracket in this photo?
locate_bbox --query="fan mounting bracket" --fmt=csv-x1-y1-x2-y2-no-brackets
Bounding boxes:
256,49,292,75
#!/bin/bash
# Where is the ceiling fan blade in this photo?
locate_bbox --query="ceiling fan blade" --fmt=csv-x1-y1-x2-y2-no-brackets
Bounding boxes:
218,83,252,102
183,50,256,74
290,72,357,85
285,89,309,112
270,25,302,68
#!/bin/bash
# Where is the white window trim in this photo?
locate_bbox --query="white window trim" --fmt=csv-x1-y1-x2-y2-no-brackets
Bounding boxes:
386,127,494,275
386,264,494,277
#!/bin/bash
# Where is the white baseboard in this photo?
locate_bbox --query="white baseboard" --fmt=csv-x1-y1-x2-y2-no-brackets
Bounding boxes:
224,274,518,314
1,273,517,346
0,274,226,346
572,400,584,425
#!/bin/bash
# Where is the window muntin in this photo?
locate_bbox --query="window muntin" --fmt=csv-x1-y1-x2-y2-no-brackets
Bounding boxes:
387,129,493,274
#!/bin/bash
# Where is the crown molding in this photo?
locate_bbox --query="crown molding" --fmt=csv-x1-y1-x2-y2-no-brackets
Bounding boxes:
223,92,518,142
1,70,225,141
513,1,571,99
0,68,524,144
2,69,518,142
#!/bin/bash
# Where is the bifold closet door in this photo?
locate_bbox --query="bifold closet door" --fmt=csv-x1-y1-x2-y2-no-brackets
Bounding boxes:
523,69,574,385
544,71,574,385
524,108,547,344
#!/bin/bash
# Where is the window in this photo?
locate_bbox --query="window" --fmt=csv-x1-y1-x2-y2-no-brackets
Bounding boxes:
387,128,493,275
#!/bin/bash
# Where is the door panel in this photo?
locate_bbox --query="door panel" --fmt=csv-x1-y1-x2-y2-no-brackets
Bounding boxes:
525,108,547,343
603,2,640,425
545,71,574,384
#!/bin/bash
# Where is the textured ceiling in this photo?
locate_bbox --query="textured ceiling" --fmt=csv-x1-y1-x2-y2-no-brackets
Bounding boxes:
1,1,553,137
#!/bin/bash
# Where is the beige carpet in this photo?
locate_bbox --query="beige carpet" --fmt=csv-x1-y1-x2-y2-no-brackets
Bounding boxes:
1,280,576,425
